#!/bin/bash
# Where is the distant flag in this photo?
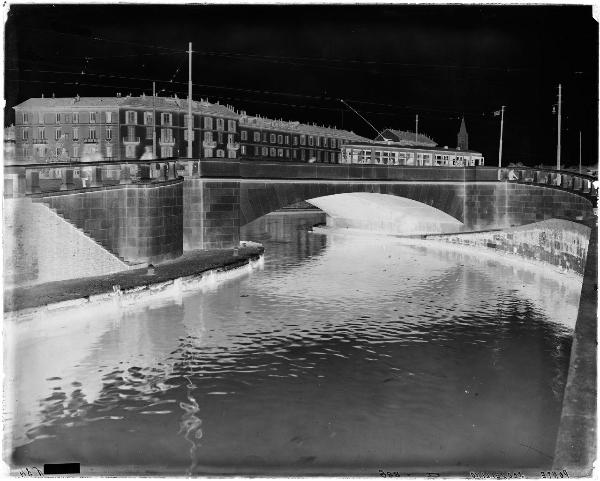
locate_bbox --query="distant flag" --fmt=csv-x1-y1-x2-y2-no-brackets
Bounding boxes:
494,110,502,116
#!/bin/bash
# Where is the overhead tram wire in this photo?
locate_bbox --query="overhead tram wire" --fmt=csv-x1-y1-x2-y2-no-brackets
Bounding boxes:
17,27,534,73
8,65,492,118
8,73,531,127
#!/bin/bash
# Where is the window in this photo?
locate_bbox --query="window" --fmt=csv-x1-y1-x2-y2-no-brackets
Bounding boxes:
72,112,79,124
217,132,223,144
73,127,79,140
292,149,297,159
55,128,61,140
270,134,276,143
277,134,283,144
228,120,236,132
204,148,213,158
22,129,29,141
262,147,268,156
146,127,153,140
204,131,213,141
22,112,29,124
216,118,224,131
285,135,290,145
126,111,136,124
262,132,267,142
106,144,113,158
331,138,337,149
161,128,173,143
144,112,153,125
316,137,321,147
126,145,136,158
216,149,225,158
308,136,314,146
323,137,328,148
241,145,246,155
253,131,260,142
161,146,173,158
90,112,97,123
227,134,234,145
277,148,283,157
89,127,96,140
300,149,306,161
241,130,248,141
56,113,61,124
73,145,79,158
227,149,236,159
161,113,172,126
300,135,306,146
253,146,260,156
105,127,112,140
38,113,44,124
270,148,276,157
285,149,290,158
293,136,298,146
106,111,113,123
204,117,213,129
38,127,45,139
184,129,195,141
127,126,135,140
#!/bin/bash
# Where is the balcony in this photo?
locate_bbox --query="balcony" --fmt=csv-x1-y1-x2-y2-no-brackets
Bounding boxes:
123,137,141,144
31,138,47,145
227,142,240,150
160,138,175,146
203,140,217,148
84,138,99,143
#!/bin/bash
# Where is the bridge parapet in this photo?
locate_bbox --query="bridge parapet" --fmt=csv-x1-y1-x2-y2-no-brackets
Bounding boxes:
498,167,597,205
3,158,180,197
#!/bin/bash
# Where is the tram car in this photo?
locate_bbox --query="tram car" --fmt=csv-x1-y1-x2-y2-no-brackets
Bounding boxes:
340,141,485,167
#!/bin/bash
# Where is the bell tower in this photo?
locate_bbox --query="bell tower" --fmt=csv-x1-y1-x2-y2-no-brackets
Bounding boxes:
457,117,469,151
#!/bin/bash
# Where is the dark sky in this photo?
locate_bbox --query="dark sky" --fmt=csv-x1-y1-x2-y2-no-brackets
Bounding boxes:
5,4,598,167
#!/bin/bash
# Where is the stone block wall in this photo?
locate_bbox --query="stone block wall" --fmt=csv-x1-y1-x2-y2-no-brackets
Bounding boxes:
3,198,128,288
426,219,592,276
34,180,183,264
183,178,240,250
464,183,593,230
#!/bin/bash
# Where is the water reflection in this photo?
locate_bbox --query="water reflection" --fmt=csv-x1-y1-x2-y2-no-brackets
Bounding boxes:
5,211,580,474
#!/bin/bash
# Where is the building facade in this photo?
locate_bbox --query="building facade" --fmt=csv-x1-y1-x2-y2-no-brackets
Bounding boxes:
238,115,369,163
12,95,369,164
12,95,239,164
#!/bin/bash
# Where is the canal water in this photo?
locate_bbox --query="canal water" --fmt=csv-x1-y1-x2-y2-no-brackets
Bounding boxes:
5,211,581,475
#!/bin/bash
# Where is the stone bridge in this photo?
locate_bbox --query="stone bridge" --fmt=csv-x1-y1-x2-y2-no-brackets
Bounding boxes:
4,158,596,253
180,159,596,249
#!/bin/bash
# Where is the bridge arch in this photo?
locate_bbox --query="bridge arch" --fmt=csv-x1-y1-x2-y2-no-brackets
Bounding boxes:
304,193,463,235
239,181,467,228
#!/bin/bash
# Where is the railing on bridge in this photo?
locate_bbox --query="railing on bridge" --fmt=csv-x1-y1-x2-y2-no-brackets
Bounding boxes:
498,167,598,204
3,158,180,197
4,159,598,207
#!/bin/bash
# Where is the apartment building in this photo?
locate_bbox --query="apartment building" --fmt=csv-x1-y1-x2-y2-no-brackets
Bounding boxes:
238,114,368,163
12,95,239,163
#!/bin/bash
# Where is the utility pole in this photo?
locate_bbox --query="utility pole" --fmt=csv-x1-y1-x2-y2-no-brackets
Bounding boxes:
557,83,562,170
187,42,193,158
498,105,505,167
579,130,582,174
415,114,419,143
152,81,156,159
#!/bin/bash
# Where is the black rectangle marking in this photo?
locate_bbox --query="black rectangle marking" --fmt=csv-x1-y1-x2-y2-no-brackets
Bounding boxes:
43,463,80,474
